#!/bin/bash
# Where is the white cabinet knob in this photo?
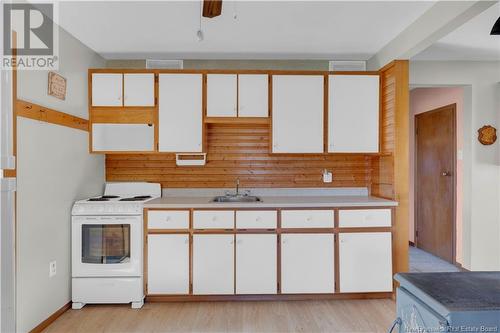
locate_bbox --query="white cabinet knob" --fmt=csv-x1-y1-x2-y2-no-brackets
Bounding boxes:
212,216,217,221
184,239,189,244
256,217,262,222
306,217,312,222
230,239,234,244
166,216,171,221
236,239,242,244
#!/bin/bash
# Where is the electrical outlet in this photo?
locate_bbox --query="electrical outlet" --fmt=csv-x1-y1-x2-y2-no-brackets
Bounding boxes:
323,169,333,183
49,261,56,277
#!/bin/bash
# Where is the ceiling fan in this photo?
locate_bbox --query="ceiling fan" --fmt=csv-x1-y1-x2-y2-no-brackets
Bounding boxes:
202,0,223,18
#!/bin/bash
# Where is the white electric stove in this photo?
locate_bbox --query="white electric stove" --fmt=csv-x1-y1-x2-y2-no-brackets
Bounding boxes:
71,182,161,310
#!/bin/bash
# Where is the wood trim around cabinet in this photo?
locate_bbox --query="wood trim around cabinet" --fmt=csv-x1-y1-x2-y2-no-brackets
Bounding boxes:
16,100,89,131
29,302,71,333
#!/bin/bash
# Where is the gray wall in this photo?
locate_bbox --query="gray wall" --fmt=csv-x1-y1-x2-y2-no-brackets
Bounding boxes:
410,60,500,271
16,27,105,332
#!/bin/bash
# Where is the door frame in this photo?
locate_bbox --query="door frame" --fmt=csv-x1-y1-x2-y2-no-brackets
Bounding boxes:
414,103,457,264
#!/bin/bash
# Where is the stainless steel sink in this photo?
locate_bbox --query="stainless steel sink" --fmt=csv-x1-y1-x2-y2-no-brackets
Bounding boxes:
212,195,261,203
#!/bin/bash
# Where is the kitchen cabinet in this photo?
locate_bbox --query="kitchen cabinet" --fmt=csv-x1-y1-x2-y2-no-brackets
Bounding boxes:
238,74,268,117
158,74,203,152
328,75,379,153
147,234,189,294
91,123,154,152
281,233,334,293
339,232,392,292
123,73,155,106
281,210,334,228
207,74,238,117
91,73,155,107
193,234,234,294
91,73,123,106
272,75,324,153
235,234,277,294
193,210,234,229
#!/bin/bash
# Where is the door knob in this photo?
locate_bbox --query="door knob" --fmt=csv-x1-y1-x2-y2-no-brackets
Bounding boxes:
441,171,451,176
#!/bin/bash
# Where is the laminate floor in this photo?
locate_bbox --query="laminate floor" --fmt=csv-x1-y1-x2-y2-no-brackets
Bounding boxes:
42,299,396,333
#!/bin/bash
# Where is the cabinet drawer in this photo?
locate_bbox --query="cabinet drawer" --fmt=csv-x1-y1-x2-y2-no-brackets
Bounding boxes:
148,211,189,229
236,211,277,229
339,209,391,228
193,211,234,229
281,210,334,228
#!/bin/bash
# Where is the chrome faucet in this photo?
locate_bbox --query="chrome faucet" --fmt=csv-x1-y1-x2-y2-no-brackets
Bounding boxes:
235,178,240,196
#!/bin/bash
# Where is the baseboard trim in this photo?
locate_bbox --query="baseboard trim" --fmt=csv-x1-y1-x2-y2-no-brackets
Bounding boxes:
146,292,393,302
29,301,71,333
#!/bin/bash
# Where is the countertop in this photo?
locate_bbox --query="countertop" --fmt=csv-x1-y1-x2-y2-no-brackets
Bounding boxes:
144,195,398,209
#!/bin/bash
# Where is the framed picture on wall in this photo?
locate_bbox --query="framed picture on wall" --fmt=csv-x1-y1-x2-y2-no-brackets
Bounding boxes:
48,71,67,100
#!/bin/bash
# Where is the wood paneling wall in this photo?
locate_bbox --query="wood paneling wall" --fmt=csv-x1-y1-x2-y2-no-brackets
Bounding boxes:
106,123,372,188
372,60,409,276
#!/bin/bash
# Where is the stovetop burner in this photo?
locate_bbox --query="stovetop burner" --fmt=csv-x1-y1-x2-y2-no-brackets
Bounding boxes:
88,197,109,202
119,195,152,202
101,195,120,199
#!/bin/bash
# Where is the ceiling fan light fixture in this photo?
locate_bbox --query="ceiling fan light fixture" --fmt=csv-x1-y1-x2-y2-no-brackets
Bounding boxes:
491,16,500,35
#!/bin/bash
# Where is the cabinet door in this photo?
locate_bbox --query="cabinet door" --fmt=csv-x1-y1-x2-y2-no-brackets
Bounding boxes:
281,233,334,293
328,75,379,153
147,234,189,294
124,73,155,106
92,123,154,152
207,74,237,117
158,74,203,152
238,74,268,117
91,73,123,106
193,234,234,294
272,75,324,153
339,232,392,293
236,234,277,294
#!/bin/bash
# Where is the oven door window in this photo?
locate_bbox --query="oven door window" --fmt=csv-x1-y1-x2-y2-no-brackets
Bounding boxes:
82,224,130,264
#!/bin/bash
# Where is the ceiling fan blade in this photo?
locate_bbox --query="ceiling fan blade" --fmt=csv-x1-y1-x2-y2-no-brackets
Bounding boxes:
491,16,500,35
203,0,222,18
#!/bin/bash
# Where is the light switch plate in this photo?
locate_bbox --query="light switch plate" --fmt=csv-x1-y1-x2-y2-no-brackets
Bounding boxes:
323,170,333,183
49,261,56,277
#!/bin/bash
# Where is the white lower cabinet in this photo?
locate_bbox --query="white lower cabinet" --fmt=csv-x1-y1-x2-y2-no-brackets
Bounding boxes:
147,234,189,294
193,234,234,295
339,232,393,293
236,234,277,294
281,233,334,294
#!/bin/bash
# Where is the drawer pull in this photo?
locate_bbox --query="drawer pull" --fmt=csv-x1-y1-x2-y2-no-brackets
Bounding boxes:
212,216,217,221
256,217,262,222
165,216,171,221
306,217,312,222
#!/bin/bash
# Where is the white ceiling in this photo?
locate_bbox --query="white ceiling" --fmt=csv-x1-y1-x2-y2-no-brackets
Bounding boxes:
413,2,500,61
58,1,435,60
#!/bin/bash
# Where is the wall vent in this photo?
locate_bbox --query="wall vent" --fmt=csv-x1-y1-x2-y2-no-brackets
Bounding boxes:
146,59,183,69
329,61,366,72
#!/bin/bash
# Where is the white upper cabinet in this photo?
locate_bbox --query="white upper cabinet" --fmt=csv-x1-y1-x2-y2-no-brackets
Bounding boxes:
91,73,123,106
92,123,154,152
207,74,238,117
328,75,379,153
238,74,269,117
158,74,203,152
123,73,155,106
272,75,324,153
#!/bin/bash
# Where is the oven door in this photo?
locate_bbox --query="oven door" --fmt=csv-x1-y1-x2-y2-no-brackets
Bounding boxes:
72,215,142,277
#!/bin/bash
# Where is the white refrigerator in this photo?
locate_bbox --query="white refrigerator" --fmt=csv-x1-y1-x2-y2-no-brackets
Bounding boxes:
0,9,17,331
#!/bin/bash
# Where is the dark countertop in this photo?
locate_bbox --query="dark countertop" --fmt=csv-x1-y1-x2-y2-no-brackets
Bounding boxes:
395,272,500,312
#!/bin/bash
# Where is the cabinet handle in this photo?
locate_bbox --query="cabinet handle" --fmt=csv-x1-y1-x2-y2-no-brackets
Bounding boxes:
236,239,242,244
184,239,189,244
256,217,262,222
166,216,171,221
230,240,234,244
306,217,312,222
212,216,217,221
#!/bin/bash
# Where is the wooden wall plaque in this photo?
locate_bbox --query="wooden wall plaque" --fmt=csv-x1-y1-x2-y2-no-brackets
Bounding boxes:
48,72,67,100
478,125,497,145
